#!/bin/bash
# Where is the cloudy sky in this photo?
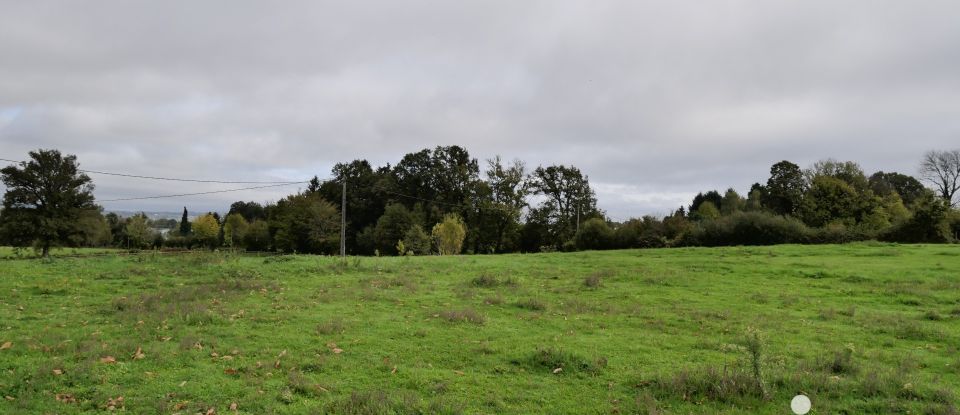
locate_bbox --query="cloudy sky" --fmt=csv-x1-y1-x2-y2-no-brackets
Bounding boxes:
1,1,958,219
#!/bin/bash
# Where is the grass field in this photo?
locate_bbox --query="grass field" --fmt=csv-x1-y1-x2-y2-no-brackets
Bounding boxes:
1,243,959,414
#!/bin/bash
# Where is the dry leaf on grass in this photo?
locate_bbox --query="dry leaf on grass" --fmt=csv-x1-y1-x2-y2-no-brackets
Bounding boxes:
52,368,64,375
132,346,145,360
229,402,238,411
99,356,117,364
55,393,76,403
224,368,238,375
0,341,11,350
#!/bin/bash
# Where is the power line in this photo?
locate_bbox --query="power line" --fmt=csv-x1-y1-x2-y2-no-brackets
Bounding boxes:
98,182,308,202
0,157,303,184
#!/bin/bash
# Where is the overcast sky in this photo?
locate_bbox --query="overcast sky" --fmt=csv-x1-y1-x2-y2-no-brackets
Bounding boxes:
1,1,958,219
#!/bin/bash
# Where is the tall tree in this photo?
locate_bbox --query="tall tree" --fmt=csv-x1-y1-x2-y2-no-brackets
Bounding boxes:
689,191,723,218
124,213,154,249
270,193,341,254
763,160,806,216
527,164,599,248
179,207,192,236
0,150,97,256
192,213,221,249
804,159,869,191
482,156,528,253
868,171,926,206
919,150,960,206
318,159,388,253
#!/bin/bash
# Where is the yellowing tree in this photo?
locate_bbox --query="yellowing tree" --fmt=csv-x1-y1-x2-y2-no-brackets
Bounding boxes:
222,213,249,248
431,213,466,255
192,213,220,249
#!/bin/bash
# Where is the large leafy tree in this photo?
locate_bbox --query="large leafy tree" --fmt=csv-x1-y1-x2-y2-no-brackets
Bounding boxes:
868,171,926,206
763,160,806,216
192,213,221,249
527,164,600,248
318,159,390,253
270,193,341,254
0,150,97,256
481,156,528,253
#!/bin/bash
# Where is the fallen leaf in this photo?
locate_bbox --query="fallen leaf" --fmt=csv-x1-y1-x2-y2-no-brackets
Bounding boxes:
454,370,464,375
210,352,219,357
52,368,64,375
221,355,233,361
99,356,116,364
132,346,145,360
206,408,216,415
173,401,189,410
552,367,563,374
229,402,238,411
274,360,281,369
178,380,187,387
224,368,238,375
0,341,11,350
332,348,344,354
277,349,287,358
391,366,397,374
4,395,14,401
55,393,76,403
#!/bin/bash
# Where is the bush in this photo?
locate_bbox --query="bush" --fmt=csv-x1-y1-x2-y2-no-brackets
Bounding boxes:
880,192,952,243
575,218,614,250
683,212,811,246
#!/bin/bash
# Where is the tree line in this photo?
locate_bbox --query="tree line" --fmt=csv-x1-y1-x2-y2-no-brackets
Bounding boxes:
1,147,958,256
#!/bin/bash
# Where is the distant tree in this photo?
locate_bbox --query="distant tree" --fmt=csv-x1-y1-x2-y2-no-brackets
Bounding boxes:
805,159,869,191
763,161,806,216
0,149,97,257
373,203,415,255
720,188,745,215
527,164,600,248
575,218,614,250
662,208,694,241
695,201,721,220
192,213,221,249
745,183,766,211
244,220,271,251
227,201,267,222
402,224,432,255
222,213,249,248
919,150,960,206
799,176,861,227
76,209,112,247
179,207,192,236
432,213,467,255
124,213,154,249
482,156,528,253
881,191,952,242
689,191,723,215
868,171,926,206
271,193,341,254
306,176,322,194
318,160,391,254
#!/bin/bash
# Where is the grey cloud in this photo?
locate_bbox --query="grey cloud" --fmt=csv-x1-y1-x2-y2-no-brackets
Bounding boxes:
1,0,958,216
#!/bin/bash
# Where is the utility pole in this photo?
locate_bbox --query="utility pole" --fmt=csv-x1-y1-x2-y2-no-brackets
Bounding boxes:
340,181,346,258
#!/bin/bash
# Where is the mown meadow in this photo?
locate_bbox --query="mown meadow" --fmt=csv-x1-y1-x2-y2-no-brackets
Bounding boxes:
1,243,959,414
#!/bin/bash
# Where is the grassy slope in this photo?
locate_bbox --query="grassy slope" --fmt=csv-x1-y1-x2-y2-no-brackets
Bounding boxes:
0,243,958,414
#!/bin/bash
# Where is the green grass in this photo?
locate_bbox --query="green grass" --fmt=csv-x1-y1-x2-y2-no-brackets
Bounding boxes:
1,243,959,414
0,246,119,259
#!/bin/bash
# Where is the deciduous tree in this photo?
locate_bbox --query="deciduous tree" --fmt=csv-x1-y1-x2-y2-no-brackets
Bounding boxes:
0,150,97,256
